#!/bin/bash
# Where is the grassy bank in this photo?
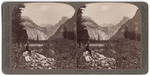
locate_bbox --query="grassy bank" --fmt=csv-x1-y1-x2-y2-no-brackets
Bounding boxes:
48,38,77,69
101,39,142,69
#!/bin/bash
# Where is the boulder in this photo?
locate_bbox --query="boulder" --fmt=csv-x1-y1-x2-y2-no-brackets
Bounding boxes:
83,50,116,69
22,51,55,69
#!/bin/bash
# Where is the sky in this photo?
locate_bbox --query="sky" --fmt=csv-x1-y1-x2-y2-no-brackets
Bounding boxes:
21,3,138,27
21,3,75,26
82,3,138,27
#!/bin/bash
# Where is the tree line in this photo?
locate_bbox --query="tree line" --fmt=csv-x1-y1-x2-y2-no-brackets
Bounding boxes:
124,25,141,41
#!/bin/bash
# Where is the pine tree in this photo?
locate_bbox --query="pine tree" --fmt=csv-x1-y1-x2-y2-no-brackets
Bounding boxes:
37,35,39,42
124,25,129,39
77,5,89,46
12,4,28,45
98,35,100,41
63,25,68,39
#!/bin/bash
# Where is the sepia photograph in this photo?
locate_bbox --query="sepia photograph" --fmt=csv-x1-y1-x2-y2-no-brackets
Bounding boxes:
11,2,142,70
76,3,141,69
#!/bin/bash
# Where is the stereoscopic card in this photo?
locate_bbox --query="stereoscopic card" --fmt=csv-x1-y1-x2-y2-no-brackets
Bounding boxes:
2,2,148,74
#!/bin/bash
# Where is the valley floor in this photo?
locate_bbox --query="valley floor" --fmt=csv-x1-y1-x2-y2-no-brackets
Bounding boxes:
12,38,141,69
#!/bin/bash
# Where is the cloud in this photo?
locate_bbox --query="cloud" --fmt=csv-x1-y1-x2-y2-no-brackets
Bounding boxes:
40,5,50,11
100,5,111,12
82,3,138,26
21,3,75,25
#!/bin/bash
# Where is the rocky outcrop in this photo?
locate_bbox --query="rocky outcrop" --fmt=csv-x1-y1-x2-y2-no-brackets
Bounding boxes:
22,51,55,69
83,50,116,69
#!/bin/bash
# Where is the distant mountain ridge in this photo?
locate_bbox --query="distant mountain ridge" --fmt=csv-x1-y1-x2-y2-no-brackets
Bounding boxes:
21,12,131,41
81,16,129,40
110,9,141,40
21,16,48,40
48,14,130,41
21,16,68,40
81,16,109,40
43,17,68,37
48,13,77,41
106,17,129,38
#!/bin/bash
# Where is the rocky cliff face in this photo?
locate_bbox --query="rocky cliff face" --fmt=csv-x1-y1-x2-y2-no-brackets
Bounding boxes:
21,16,48,40
49,13,109,41
45,17,68,37
49,15,129,41
110,9,141,40
48,12,77,41
82,16,109,40
106,17,129,38
81,16,129,40
21,16,68,40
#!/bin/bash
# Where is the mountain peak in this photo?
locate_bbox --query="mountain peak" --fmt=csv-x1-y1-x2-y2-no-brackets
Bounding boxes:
21,16,30,19
122,16,129,21
110,9,141,40
82,16,100,28
39,24,53,27
117,16,129,26
21,16,34,23
61,16,68,20
21,16,39,28
55,16,68,26
82,16,94,22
